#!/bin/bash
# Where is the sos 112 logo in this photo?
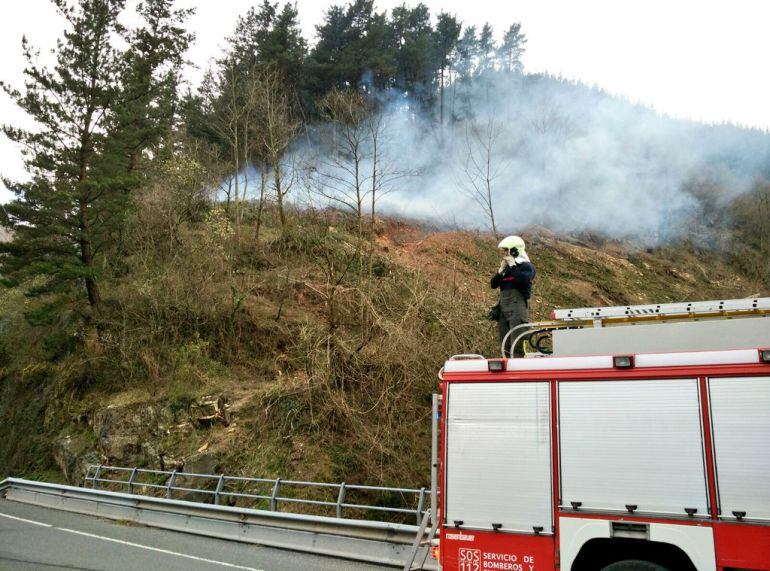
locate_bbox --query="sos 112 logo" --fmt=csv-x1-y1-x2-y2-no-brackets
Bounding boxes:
458,548,481,571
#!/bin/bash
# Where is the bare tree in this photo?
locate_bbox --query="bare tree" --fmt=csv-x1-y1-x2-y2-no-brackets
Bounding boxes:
757,187,770,255
308,88,413,331
252,158,270,242
199,62,251,235
243,76,268,241
312,88,373,240
250,67,301,235
528,100,575,139
731,181,770,279
312,90,410,242
457,119,509,237
364,111,416,268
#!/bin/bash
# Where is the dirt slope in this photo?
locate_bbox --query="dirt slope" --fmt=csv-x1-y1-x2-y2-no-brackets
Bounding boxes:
0,217,765,501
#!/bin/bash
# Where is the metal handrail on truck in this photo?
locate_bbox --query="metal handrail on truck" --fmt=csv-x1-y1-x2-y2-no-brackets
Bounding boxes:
501,296,770,357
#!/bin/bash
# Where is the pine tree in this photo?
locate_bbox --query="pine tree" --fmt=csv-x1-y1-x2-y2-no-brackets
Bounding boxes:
477,23,496,75
498,23,527,73
454,26,479,82
452,26,479,119
192,2,305,231
229,1,307,91
309,0,394,97
264,3,308,91
307,5,349,93
389,3,434,105
107,0,193,175
433,12,461,125
0,0,191,315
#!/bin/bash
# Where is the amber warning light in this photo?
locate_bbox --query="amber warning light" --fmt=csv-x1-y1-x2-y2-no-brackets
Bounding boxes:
613,355,634,368
488,359,506,372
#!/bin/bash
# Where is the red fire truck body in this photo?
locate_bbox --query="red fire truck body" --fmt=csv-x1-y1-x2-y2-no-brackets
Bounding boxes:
435,299,770,571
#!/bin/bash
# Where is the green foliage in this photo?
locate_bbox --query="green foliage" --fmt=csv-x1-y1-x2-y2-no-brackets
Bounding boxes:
1,0,191,315
168,390,196,414
303,1,528,114
729,182,770,282
498,23,527,73
0,353,58,477
0,0,768,494
230,1,307,91
389,3,434,104
433,11,462,73
308,1,391,96
42,330,78,361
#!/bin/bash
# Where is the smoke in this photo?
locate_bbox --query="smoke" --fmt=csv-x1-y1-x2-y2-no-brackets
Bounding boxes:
298,72,770,243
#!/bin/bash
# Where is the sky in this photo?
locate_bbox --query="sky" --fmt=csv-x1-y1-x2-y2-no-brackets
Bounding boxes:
2,0,770,202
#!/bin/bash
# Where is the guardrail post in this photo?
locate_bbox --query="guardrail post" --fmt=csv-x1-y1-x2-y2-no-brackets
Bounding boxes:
127,467,138,495
336,482,346,519
416,487,426,526
270,478,281,512
214,475,225,505
166,470,177,499
91,465,102,490
82,466,92,488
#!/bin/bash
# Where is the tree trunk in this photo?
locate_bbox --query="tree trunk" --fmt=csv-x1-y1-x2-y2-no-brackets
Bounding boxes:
78,126,101,307
274,156,286,232
369,127,379,280
239,102,252,237
233,124,240,220
486,154,498,238
439,64,445,126
79,204,101,307
255,167,267,241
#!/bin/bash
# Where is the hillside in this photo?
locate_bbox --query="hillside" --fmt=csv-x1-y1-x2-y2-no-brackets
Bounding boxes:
4,0,770,530
0,207,765,496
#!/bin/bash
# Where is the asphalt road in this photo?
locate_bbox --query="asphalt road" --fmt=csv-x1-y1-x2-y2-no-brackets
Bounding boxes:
0,499,391,571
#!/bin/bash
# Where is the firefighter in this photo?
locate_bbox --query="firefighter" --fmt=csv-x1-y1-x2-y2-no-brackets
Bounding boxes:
491,235,536,357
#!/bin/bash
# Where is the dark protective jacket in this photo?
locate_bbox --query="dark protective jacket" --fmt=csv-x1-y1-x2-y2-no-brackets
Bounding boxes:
490,261,536,300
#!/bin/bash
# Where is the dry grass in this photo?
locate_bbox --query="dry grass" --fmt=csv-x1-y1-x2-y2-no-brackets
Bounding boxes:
0,201,767,491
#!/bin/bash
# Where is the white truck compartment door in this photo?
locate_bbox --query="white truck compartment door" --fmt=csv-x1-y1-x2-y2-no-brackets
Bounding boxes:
709,376,770,521
559,379,709,516
445,382,552,533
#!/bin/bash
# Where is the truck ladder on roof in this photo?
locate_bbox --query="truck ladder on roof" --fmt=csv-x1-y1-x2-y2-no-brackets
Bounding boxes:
501,297,770,357
551,297,770,324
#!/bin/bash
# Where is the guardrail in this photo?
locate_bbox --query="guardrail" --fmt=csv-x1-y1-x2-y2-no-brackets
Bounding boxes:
0,477,437,569
83,465,428,525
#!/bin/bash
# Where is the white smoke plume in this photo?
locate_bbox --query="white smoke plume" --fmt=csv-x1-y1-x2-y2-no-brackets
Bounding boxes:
297,72,770,243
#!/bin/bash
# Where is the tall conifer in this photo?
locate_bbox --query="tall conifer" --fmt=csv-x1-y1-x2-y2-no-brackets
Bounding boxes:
1,0,191,315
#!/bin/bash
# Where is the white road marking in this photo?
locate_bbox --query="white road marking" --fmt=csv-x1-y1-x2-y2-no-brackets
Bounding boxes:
0,511,262,571
57,529,263,571
0,512,52,527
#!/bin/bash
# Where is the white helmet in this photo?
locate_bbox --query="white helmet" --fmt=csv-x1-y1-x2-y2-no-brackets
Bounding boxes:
497,235,525,252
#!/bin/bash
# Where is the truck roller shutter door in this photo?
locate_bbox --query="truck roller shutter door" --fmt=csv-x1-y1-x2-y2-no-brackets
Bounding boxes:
559,379,709,516
445,382,552,533
709,376,770,522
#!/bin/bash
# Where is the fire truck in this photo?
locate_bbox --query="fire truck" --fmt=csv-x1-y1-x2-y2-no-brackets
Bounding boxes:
428,297,770,571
